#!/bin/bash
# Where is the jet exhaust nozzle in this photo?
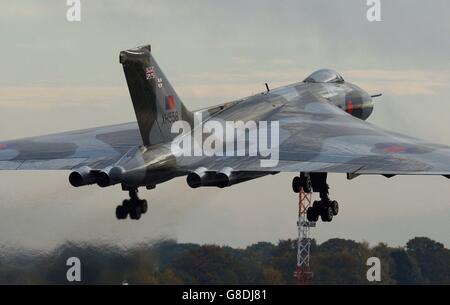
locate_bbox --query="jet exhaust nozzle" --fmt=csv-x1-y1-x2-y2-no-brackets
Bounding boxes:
215,168,273,188
97,166,125,188
187,167,210,188
215,167,234,188
187,167,269,188
186,167,234,188
69,166,96,187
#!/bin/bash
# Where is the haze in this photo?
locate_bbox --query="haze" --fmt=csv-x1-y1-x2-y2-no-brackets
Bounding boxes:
0,0,449,251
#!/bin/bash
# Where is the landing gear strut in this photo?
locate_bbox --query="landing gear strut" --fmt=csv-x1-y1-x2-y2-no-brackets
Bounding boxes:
115,188,148,220
292,173,339,223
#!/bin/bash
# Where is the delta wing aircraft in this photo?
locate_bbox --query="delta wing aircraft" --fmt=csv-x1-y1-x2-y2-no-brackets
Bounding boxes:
1,45,450,221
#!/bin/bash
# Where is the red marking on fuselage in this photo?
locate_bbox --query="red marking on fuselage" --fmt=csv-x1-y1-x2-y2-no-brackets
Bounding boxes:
0,143,6,150
383,146,407,153
346,100,353,114
168,95,175,110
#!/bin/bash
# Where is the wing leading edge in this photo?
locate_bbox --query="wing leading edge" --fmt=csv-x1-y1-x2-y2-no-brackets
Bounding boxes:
177,91,450,177
3,77,450,178
0,123,142,170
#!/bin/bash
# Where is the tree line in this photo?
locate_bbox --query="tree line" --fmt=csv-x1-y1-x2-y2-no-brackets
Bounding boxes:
0,237,448,284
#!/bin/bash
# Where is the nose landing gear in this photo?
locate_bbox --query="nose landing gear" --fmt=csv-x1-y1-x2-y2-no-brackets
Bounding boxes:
115,188,148,220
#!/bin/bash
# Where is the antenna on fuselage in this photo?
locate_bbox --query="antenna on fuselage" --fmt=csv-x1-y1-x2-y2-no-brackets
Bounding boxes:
371,93,382,98
265,83,270,93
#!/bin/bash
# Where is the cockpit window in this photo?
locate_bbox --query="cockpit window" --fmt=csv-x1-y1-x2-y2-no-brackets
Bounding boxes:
303,69,344,83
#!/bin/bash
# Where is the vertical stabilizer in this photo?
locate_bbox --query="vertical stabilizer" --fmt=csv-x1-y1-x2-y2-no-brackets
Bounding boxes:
120,45,193,146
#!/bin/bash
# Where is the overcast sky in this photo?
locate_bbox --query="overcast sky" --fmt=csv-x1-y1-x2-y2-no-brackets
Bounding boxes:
0,0,449,252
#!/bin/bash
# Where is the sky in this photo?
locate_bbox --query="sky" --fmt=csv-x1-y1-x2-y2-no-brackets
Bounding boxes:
0,0,449,252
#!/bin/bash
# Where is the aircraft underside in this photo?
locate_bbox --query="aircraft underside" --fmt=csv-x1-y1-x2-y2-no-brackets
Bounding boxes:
2,44,450,223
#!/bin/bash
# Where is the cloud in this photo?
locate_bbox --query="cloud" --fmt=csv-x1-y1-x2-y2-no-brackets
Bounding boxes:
344,69,450,96
2,68,448,111
0,0,181,18
182,69,450,99
178,83,270,100
0,2,58,18
0,86,128,108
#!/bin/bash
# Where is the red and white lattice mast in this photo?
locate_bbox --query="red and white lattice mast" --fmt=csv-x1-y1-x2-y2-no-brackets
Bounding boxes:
294,185,315,285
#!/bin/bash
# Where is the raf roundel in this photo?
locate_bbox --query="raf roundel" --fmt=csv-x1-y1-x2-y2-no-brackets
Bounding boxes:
165,95,175,112
383,145,407,154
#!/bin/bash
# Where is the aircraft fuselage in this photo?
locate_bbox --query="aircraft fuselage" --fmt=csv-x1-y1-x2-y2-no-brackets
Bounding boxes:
111,79,374,189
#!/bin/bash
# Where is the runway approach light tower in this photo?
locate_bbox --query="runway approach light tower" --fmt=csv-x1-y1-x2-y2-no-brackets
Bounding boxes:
294,184,315,285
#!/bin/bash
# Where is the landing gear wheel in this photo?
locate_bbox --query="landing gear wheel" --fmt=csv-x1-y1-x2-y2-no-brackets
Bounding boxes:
115,205,127,220
140,200,148,214
320,205,333,222
122,199,130,209
330,200,339,216
292,177,301,193
313,200,322,210
129,201,142,220
301,174,312,193
292,175,312,193
306,207,319,222
116,188,149,220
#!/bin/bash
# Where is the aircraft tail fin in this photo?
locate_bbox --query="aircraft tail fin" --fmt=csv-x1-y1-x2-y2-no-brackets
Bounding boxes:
120,45,193,146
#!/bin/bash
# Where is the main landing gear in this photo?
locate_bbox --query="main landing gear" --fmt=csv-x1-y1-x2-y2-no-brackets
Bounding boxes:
292,173,339,223
115,188,148,220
